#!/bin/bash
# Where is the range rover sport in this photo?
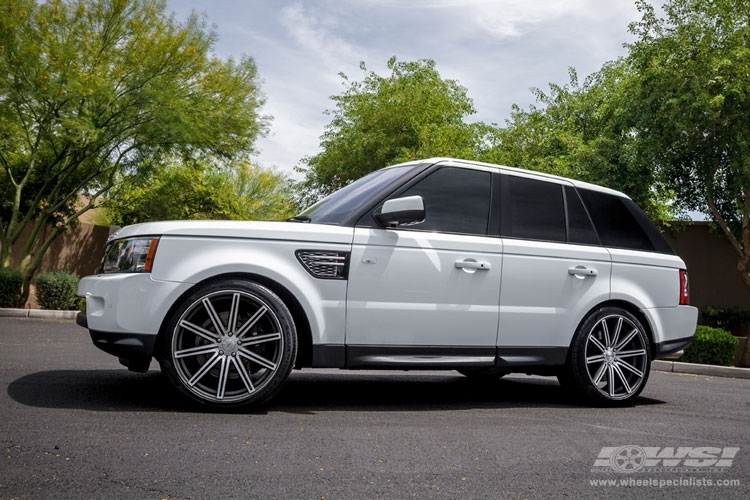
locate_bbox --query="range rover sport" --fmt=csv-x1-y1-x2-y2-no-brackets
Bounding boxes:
76,158,698,409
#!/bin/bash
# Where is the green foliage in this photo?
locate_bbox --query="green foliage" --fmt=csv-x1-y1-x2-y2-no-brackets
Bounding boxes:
482,64,675,221
627,0,750,287
297,57,487,204
680,325,739,366
700,306,750,333
34,271,80,310
0,267,23,308
105,158,297,224
0,0,269,300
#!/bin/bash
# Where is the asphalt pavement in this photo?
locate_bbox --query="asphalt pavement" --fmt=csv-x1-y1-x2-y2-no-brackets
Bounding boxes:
1,315,749,499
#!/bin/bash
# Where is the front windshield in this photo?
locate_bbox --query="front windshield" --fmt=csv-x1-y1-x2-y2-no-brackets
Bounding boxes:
298,165,417,224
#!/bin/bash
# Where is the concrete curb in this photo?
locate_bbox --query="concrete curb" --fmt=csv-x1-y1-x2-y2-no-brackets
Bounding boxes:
0,308,78,320
2,308,749,379
651,359,750,380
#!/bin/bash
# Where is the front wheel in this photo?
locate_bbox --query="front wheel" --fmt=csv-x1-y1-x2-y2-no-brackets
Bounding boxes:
159,279,297,409
565,307,651,406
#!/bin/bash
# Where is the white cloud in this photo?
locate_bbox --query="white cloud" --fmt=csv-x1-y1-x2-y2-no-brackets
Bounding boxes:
168,0,643,174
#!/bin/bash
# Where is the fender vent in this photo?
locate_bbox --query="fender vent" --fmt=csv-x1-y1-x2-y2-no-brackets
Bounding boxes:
296,250,350,280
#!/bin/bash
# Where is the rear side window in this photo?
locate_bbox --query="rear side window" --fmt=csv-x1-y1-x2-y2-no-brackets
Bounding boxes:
578,189,673,253
501,175,566,242
565,186,600,245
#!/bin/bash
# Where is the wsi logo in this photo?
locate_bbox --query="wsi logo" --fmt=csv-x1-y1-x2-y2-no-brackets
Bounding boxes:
593,446,740,473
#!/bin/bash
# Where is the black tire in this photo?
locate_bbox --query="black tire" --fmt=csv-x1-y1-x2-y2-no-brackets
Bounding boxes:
565,307,651,406
457,367,508,380
159,279,297,410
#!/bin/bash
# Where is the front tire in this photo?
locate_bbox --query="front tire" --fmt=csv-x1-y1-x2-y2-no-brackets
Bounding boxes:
159,279,297,409
566,307,651,406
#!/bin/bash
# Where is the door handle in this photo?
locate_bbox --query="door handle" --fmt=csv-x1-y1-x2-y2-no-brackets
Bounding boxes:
455,260,491,271
568,266,598,277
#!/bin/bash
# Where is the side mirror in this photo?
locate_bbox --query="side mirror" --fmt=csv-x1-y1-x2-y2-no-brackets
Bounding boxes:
374,195,425,227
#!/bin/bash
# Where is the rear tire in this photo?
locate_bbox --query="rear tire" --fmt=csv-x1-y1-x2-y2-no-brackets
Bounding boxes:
566,307,651,406
159,279,297,410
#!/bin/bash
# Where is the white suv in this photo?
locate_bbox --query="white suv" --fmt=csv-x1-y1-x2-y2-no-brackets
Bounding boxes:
77,158,697,409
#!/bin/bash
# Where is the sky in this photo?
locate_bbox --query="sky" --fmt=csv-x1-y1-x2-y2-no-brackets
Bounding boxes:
166,0,645,177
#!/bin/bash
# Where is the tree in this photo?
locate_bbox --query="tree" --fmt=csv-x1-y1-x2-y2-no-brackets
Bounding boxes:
627,0,750,289
482,63,675,221
105,159,297,225
297,57,486,203
0,0,268,301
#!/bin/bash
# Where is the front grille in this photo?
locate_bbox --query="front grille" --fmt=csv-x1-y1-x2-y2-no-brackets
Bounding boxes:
296,250,350,280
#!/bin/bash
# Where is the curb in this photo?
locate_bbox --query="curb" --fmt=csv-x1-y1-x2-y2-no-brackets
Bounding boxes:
2,308,749,380
0,308,78,320
651,359,750,380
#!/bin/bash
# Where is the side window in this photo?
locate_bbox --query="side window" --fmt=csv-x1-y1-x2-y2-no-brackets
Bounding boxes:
396,167,491,235
502,176,566,242
578,189,655,251
565,186,600,245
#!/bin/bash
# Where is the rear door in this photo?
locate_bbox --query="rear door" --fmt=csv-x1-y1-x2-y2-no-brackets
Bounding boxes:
497,175,612,358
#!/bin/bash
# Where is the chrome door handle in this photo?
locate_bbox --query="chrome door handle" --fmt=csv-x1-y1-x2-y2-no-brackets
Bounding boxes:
568,266,598,277
455,260,491,270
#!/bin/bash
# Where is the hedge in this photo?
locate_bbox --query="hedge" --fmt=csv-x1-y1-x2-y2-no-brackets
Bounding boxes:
35,271,80,310
680,325,739,367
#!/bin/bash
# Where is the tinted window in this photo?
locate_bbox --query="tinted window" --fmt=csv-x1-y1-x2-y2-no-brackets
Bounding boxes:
565,186,600,245
301,165,418,224
502,176,566,242
578,189,656,251
397,167,491,235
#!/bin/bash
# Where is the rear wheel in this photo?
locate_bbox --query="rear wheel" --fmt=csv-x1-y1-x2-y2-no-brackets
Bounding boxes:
566,307,651,406
159,279,297,409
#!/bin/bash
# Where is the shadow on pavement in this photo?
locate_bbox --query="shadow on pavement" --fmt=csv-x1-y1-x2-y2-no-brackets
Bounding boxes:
6,369,665,413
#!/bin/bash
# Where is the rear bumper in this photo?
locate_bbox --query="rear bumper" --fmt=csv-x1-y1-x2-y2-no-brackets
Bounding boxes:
653,336,693,359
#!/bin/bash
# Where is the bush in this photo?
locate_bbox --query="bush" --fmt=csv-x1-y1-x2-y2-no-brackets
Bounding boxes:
700,306,750,332
680,326,739,367
35,271,80,310
0,267,24,308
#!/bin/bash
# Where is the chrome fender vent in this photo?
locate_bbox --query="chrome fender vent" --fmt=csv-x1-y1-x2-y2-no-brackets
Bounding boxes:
295,250,350,280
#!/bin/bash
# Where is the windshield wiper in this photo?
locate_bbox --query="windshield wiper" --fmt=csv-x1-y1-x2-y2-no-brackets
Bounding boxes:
287,215,312,223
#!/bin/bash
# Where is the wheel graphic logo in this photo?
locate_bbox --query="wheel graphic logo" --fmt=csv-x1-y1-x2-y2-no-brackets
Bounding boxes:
610,445,646,473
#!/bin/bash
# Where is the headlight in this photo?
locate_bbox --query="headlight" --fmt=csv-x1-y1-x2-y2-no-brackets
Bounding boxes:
100,237,160,273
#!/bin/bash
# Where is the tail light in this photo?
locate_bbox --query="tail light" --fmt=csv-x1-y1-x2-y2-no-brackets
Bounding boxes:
679,269,690,305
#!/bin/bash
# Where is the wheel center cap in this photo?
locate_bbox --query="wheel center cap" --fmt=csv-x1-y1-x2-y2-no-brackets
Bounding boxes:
605,348,616,364
219,335,239,355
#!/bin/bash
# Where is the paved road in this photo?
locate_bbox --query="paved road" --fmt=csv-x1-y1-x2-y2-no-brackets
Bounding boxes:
1,317,748,499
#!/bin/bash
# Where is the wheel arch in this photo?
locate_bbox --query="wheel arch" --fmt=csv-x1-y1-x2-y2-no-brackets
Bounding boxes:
571,299,656,356
153,272,313,368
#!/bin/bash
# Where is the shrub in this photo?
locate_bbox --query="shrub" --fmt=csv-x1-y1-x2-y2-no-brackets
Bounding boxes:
680,326,739,367
0,267,24,308
700,306,750,334
35,271,80,310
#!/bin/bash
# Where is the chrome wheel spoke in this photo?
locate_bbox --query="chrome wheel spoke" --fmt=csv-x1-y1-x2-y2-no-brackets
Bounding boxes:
216,356,230,400
233,357,256,394
615,358,644,378
617,348,647,358
175,344,218,359
615,329,639,351
609,317,623,349
592,362,607,385
241,332,282,346
236,306,269,340
612,363,633,395
178,319,219,344
586,353,606,364
238,347,277,371
202,297,227,335
187,352,221,387
228,293,241,333
588,335,607,354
